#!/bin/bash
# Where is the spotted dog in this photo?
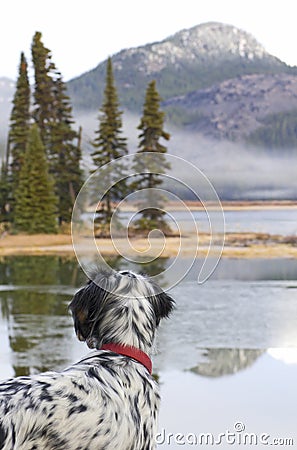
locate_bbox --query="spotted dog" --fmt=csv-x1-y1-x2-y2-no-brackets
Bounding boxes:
0,269,174,450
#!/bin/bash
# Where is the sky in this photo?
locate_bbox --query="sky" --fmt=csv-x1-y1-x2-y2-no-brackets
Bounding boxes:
2,0,297,81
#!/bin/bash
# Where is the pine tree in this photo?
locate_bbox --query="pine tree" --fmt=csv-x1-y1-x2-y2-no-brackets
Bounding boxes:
14,124,57,234
50,73,83,224
132,80,171,233
31,31,56,149
91,57,127,233
31,32,82,224
9,52,31,195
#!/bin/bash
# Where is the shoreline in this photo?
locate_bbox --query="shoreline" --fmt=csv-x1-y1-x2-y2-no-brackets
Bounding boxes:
93,200,297,213
1,201,296,259
0,231,297,259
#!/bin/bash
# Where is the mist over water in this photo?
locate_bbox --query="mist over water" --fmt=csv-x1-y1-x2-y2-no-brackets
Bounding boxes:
1,102,296,200
75,110,297,200
169,127,297,199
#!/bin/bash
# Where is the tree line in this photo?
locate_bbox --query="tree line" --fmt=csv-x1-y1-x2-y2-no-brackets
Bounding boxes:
246,109,297,151
0,33,170,235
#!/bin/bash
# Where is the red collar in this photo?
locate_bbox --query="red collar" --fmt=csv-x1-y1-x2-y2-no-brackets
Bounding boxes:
100,343,152,374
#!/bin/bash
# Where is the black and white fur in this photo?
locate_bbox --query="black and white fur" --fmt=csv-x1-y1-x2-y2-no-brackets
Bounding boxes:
0,269,174,450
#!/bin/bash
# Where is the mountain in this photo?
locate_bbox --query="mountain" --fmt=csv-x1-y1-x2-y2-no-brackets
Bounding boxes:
163,72,297,142
67,22,292,113
3,22,297,155
190,349,264,378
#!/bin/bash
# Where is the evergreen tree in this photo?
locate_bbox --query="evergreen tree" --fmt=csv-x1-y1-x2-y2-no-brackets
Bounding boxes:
32,32,82,224
14,124,57,234
132,80,171,232
31,31,56,148
9,52,31,195
91,57,127,232
50,73,83,224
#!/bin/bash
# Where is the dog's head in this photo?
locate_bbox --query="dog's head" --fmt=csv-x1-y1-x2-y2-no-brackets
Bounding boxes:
68,269,175,352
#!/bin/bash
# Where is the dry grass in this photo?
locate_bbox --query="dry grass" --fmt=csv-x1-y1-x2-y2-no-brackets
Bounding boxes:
0,231,297,259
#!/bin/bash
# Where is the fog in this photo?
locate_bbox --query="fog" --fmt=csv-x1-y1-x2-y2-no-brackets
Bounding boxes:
1,105,296,200
76,110,297,200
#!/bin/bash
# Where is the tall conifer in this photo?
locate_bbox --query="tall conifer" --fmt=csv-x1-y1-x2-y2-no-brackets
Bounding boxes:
50,74,83,224
9,52,31,195
31,32,56,149
31,32,82,224
91,57,127,229
132,80,171,232
14,124,57,234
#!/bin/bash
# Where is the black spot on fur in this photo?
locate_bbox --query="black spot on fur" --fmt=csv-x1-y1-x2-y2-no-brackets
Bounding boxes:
0,424,7,448
11,424,16,446
66,393,79,403
68,404,88,417
87,367,102,382
120,271,136,278
71,380,89,393
40,388,53,403
131,395,141,427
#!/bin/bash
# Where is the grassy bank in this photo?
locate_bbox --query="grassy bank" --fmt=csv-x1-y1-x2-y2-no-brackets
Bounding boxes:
0,231,297,259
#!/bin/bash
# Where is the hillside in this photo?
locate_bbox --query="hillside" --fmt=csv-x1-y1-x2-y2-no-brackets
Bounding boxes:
67,22,291,113
2,22,297,153
163,72,297,143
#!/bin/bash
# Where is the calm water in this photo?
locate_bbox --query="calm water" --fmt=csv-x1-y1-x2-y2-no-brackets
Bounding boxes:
0,254,297,448
120,208,297,235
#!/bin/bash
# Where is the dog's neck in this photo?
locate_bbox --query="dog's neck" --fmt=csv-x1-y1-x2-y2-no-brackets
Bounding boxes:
95,328,155,356
100,343,153,373
90,298,156,355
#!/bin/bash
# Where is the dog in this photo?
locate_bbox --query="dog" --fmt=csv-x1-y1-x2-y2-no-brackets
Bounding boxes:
0,269,174,450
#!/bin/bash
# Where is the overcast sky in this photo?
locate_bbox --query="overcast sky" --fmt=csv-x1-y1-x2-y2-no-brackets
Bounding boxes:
2,0,296,81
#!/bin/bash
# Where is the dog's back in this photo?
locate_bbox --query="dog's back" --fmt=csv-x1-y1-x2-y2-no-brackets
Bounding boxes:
0,350,160,450
0,270,174,449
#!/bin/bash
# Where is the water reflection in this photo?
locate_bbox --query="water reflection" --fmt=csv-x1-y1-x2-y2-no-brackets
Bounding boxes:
0,255,171,377
190,348,264,378
1,255,296,448
79,255,170,282
1,255,297,378
0,254,171,283
1,290,75,376
1,284,268,380
0,255,85,286
0,256,84,377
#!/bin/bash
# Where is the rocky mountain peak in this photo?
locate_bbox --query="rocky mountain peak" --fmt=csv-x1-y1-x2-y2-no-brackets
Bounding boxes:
67,21,290,112
115,22,280,76
173,22,268,60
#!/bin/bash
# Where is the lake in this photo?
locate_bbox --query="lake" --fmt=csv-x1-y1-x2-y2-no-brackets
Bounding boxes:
120,207,297,235
0,253,297,448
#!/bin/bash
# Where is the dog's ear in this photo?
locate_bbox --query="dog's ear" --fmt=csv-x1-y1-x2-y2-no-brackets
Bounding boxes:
151,291,175,326
68,281,108,343
68,287,91,342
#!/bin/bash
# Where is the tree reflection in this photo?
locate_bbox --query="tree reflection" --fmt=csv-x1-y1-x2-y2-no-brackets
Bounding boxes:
87,255,169,279
0,256,87,377
0,255,170,377
190,348,265,378
0,255,86,286
1,290,75,376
